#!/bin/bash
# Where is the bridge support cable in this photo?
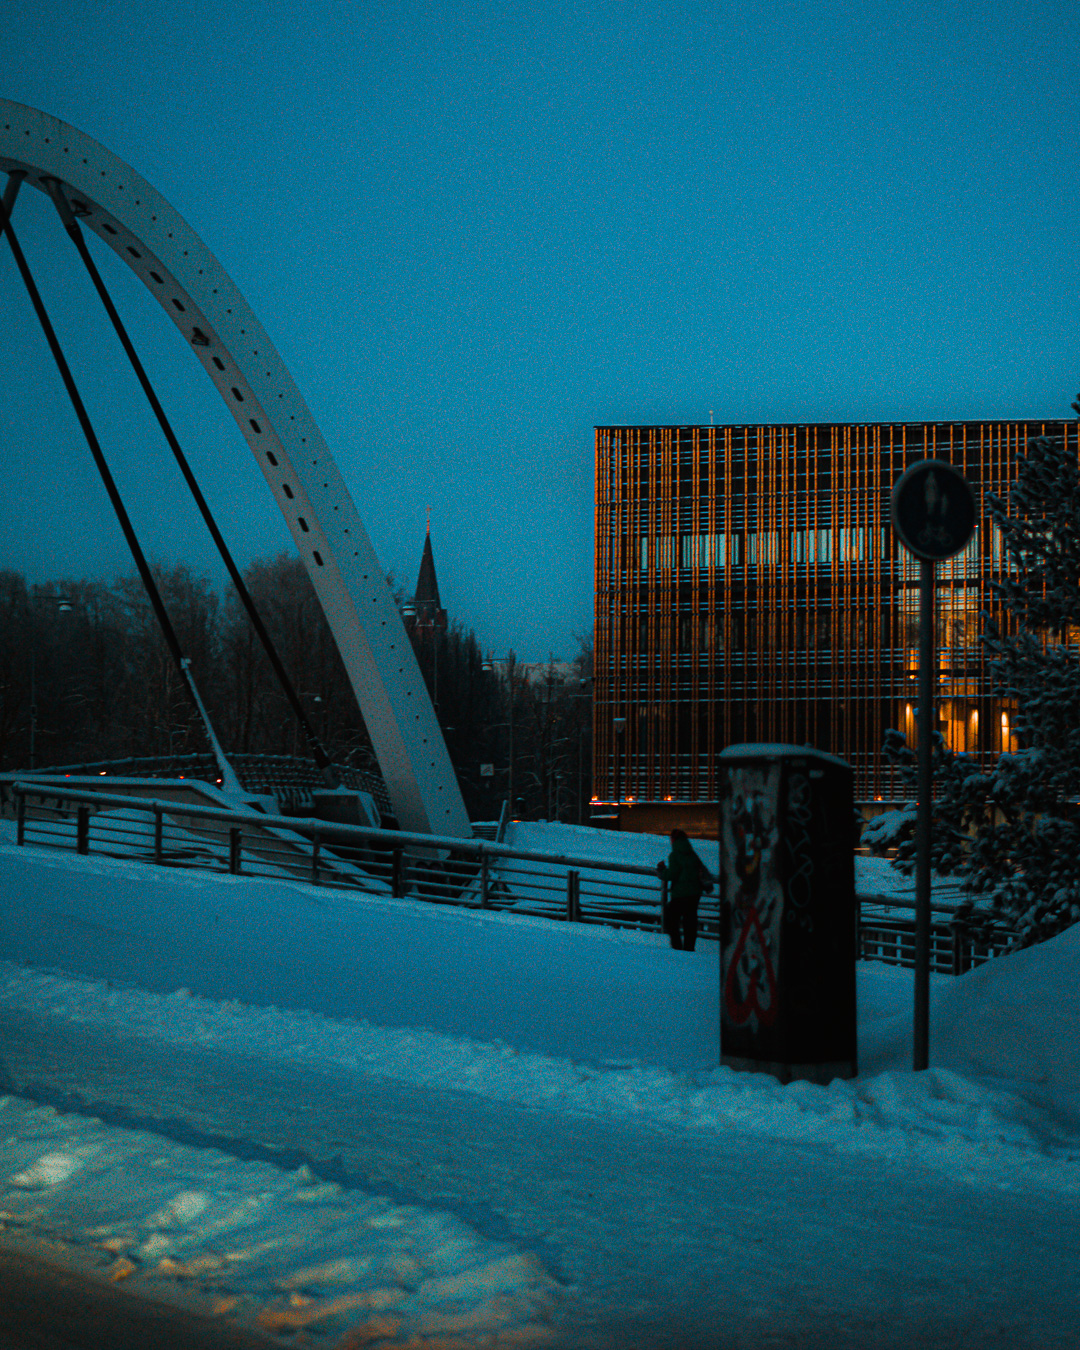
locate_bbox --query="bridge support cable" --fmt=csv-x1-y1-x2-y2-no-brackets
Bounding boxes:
1,170,242,795
0,101,472,834
0,171,19,240
43,178,340,789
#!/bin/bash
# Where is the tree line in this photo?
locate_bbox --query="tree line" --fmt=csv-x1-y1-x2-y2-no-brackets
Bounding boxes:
0,554,593,826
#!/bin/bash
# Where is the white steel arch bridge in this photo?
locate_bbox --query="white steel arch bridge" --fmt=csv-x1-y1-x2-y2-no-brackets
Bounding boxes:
0,98,470,838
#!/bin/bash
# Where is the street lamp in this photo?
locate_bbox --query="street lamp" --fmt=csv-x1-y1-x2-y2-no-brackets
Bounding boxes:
482,653,519,819
570,677,592,826
294,691,324,757
28,589,72,770
612,716,627,816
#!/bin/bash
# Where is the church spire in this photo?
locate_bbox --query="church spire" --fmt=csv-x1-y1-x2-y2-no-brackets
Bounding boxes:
413,510,447,633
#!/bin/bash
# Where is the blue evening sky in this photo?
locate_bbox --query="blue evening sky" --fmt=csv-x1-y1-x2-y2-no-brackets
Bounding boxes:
1,0,1077,659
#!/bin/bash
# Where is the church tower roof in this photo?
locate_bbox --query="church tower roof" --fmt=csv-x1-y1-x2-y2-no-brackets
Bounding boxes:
413,512,447,631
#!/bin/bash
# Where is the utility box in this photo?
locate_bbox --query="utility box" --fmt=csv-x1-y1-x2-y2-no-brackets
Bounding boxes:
717,745,857,1084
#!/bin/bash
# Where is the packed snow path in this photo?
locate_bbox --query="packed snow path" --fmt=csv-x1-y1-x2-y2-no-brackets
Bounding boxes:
2,984,1079,1349
1,825,1079,1345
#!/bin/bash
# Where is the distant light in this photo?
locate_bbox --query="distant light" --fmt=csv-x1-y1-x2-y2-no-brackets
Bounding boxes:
99,771,106,776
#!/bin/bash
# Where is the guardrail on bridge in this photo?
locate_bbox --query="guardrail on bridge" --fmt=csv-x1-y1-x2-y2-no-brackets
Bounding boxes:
1,780,1016,975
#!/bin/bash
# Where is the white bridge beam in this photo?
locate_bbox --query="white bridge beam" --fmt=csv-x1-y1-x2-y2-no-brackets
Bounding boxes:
0,98,471,838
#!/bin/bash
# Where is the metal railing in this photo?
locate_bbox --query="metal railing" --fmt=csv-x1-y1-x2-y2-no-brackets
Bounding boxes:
857,886,1017,976
857,911,1014,976
3,780,679,935
2,780,1014,971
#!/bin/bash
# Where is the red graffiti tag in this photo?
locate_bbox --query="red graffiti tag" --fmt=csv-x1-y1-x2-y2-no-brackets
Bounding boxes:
724,904,779,1027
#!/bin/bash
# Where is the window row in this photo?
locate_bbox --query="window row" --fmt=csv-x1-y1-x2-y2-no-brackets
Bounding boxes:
633,528,989,574
616,602,999,653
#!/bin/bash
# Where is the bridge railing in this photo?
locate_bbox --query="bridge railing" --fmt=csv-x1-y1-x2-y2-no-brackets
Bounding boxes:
3,780,676,935
12,753,393,816
2,780,1014,972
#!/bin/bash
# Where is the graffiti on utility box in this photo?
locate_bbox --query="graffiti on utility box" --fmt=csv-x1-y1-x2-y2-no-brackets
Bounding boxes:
718,745,858,1085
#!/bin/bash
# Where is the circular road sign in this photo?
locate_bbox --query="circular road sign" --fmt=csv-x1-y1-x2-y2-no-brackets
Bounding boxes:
890,459,977,562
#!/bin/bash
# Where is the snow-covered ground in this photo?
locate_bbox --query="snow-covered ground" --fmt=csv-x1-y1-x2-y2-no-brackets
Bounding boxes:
0,817,1078,1347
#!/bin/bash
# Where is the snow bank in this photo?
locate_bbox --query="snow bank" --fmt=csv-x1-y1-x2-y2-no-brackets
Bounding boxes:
2,824,1079,1200
1,953,1077,1205
3,813,1080,1350
932,921,1080,1108
0,837,720,1070
2,821,1080,1344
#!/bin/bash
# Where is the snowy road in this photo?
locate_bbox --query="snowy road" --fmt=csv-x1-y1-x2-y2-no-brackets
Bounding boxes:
2,828,1080,1346
2,994,1079,1348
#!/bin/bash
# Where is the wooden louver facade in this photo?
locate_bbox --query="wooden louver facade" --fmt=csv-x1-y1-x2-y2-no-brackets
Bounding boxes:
593,420,1073,809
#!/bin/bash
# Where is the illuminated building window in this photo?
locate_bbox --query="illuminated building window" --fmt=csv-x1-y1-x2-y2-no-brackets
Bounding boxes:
594,419,1073,807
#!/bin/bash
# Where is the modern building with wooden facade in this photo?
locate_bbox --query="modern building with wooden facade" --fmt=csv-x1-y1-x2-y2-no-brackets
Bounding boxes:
593,419,1074,822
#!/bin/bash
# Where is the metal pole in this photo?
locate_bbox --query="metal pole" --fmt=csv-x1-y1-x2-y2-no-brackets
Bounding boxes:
76,806,90,855
577,718,584,825
613,719,626,819
508,663,515,819
229,827,242,875
28,627,36,771
180,658,244,797
914,558,935,1071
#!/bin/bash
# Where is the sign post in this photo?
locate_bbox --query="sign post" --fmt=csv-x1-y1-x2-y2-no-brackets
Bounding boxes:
890,459,976,1072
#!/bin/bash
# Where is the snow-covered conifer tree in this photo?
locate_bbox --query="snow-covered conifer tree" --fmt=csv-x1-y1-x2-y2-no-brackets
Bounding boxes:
886,404,1080,947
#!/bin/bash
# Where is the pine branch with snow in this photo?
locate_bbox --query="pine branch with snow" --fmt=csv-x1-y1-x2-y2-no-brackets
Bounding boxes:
885,424,1080,948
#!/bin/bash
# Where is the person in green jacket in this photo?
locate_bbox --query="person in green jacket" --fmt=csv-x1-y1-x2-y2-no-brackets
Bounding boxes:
657,828,708,951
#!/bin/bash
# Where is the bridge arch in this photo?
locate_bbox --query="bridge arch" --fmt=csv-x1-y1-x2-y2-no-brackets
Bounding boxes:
0,98,469,837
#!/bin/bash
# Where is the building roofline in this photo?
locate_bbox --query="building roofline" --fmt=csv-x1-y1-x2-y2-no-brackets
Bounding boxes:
595,418,1066,431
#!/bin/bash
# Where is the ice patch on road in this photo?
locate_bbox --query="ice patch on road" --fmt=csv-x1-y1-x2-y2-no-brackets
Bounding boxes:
0,1094,558,1345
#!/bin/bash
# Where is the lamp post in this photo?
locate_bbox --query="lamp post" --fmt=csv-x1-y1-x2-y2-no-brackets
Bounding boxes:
294,691,323,758
612,716,627,822
482,653,518,818
28,588,72,770
569,677,593,825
